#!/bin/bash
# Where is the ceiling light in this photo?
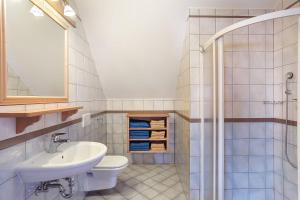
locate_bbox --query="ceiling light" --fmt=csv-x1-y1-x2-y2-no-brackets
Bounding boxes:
30,5,44,17
64,4,76,17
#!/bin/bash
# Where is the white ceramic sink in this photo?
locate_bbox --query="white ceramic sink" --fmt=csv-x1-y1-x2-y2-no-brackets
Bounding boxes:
17,142,107,183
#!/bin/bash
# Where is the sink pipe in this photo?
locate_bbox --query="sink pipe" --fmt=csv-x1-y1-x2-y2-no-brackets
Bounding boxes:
34,177,74,199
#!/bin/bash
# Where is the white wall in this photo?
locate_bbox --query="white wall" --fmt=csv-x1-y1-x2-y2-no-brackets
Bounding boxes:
74,0,277,99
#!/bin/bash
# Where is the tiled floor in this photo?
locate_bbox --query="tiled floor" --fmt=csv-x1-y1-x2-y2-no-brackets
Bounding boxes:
85,165,187,200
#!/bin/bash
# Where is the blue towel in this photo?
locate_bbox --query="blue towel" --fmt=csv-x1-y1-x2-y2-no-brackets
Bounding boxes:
130,135,149,139
130,130,150,139
129,120,150,128
130,123,149,128
130,143,149,147
130,148,149,151
130,133,149,136
130,142,150,151
130,142,149,148
130,130,150,135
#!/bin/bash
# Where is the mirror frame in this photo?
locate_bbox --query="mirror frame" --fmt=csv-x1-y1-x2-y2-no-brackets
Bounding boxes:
0,0,72,105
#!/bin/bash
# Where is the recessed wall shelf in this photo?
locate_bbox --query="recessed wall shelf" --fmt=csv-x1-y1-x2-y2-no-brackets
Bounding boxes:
127,112,169,153
0,106,82,134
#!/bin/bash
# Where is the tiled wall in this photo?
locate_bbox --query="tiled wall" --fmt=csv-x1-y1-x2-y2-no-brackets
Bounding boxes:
221,9,275,200
222,9,274,119
182,8,275,200
207,3,298,200
224,122,275,200
273,0,299,199
175,21,191,199
105,99,175,164
188,6,297,200
273,123,298,200
0,1,107,200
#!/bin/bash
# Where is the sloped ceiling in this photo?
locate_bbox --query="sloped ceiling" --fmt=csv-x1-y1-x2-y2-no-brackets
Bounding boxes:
74,0,277,99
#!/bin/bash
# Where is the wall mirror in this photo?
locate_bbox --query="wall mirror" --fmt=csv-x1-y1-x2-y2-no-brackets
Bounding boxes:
0,0,71,105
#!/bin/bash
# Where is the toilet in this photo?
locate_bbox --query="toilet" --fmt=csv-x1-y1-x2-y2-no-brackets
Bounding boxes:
82,155,128,191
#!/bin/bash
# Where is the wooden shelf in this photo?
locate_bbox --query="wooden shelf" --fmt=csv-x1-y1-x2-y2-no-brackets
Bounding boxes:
127,112,168,154
0,106,82,134
129,138,167,141
0,106,82,118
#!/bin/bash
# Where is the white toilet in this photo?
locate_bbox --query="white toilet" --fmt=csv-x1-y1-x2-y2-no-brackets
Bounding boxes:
82,155,128,191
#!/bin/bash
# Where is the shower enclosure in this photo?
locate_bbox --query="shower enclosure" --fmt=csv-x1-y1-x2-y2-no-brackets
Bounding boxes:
200,8,300,200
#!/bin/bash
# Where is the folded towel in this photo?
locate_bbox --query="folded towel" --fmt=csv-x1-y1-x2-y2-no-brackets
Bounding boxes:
130,120,150,128
151,148,165,151
130,123,150,128
152,146,165,149
150,121,165,128
131,148,149,151
151,137,165,139
151,131,165,139
130,147,149,151
130,130,150,135
151,146,165,148
130,133,149,136
151,120,165,123
150,123,165,126
151,135,165,138
130,142,150,147
151,143,165,148
150,123,165,125
130,148,149,151
151,125,165,129
150,120,165,124
151,131,165,136
130,144,149,148
130,135,149,139
130,131,150,139
130,142,150,151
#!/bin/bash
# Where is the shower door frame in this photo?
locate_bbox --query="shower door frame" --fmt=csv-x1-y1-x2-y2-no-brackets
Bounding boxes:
199,7,300,200
297,15,300,200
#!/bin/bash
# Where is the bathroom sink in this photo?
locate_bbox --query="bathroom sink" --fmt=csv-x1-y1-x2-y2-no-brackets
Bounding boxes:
17,142,107,183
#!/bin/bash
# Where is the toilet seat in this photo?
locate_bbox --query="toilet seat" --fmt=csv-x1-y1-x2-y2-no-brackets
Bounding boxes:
93,156,128,170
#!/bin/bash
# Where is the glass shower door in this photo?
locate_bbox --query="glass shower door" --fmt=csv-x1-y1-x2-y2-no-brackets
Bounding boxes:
200,42,215,200
200,37,224,200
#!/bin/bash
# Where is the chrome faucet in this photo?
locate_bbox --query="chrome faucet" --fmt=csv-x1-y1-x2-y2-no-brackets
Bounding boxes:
48,133,70,153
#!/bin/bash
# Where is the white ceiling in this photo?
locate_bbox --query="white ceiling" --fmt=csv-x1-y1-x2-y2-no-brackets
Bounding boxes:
74,0,277,99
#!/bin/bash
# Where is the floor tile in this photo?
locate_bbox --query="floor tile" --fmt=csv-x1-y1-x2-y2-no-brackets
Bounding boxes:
85,164,187,200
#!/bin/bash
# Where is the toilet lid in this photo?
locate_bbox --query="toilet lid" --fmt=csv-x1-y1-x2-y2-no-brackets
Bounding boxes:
95,156,128,169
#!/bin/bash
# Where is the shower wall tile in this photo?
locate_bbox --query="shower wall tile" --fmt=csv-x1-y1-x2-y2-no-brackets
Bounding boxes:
233,85,250,101
185,8,281,200
249,156,266,172
233,51,249,68
233,102,250,118
250,52,266,67
189,18,200,34
216,18,234,32
232,156,249,172
232,35,249,51
200,18,216,34
233,68,250,84
274,2,298,199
